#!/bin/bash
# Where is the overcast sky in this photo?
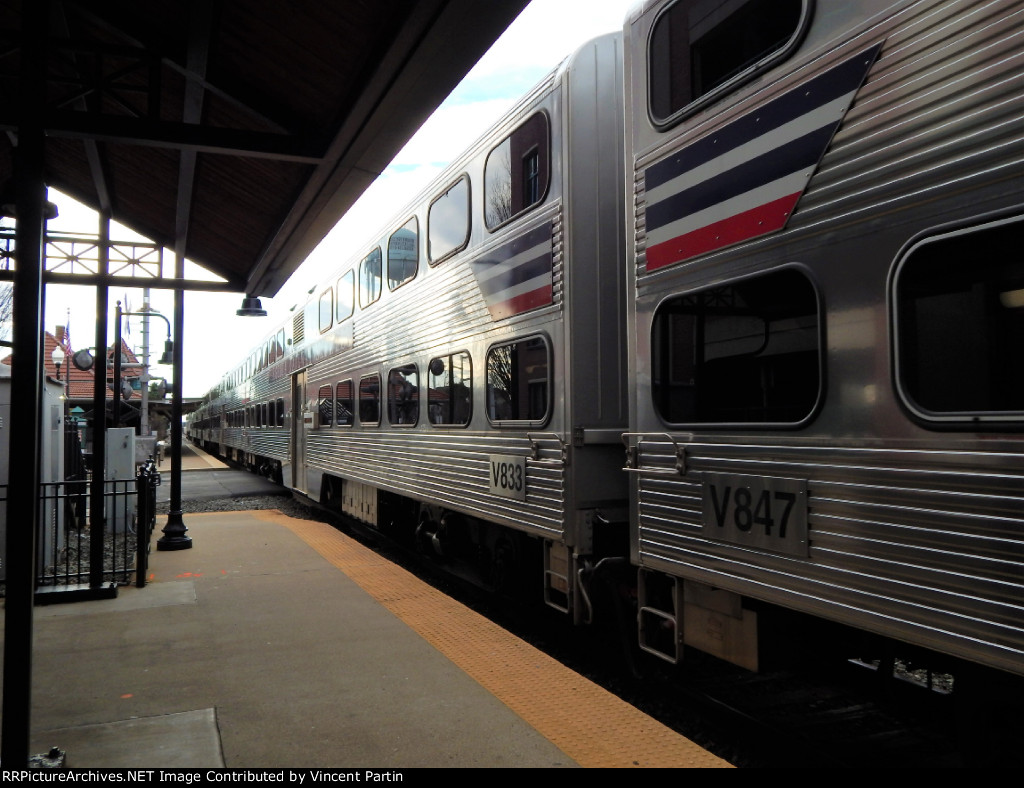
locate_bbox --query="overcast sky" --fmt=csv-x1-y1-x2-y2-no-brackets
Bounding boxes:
37,0,639,399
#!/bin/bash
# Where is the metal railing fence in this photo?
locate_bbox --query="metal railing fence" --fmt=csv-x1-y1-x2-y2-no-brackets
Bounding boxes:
0,458,161,596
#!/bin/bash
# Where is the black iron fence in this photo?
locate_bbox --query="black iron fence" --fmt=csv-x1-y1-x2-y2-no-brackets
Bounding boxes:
0,457,161,598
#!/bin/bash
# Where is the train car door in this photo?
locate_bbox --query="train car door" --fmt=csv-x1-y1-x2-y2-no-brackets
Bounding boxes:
291,370,307,492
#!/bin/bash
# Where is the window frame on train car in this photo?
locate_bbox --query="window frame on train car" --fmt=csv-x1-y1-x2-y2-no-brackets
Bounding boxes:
647,0,812,129
358,373,381,426
387,217,419,291
276,398,285,428
335,380,354,427
650,265,823,428
336,270,355,323
892,213,1024,426
318,288,333,334
359,247,383,308
387,363,420,427
484,111,551,232
428,351,473,427
427,175,471,265
484,334,552,427
317,385,333,428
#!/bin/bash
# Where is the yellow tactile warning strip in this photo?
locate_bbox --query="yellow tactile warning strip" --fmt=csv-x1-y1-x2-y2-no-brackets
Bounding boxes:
253,510,732,768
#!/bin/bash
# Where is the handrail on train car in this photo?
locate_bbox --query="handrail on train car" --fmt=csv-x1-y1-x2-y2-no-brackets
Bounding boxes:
621,432,690,476
527,432,568,464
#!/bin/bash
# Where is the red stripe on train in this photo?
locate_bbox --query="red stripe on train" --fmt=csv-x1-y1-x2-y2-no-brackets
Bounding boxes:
487,285,554,320
645,193,801,271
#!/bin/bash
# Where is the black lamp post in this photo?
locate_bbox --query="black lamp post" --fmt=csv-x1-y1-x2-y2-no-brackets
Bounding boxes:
112,300,190,551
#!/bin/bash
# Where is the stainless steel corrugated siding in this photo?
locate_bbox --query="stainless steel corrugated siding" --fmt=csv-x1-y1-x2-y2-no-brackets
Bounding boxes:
634,438,1024,673
306,430,566,538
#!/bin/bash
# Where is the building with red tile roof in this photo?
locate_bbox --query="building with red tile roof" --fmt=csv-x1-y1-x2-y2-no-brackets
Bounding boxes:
3,328,158,434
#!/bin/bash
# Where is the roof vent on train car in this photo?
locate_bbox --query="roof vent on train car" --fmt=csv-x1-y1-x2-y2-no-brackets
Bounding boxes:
236,295,268,317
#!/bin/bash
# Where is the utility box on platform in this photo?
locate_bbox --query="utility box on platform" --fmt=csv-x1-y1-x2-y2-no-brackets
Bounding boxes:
105,427,135,533
0,369,66,581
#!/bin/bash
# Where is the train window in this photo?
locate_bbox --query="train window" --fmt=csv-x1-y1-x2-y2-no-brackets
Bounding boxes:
648,0,809,125
359,374,381,425
337,270,355,322
894,216,1024,422
485,335,550,425
276,398,285,428
428,176,470,264
317,385,333,427
388,218,419,291
484,112,550,230
428,352,472,426
359,247,382,308
387,364,419,426
336,380,354,427
651,268,820,425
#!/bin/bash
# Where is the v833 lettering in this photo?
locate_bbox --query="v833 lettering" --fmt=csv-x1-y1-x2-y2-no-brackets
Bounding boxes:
489,454,526,501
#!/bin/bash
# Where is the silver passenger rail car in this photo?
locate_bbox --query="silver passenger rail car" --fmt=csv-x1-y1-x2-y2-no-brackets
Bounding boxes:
188,325,292,484
196,33,629,620
625,0,1024,681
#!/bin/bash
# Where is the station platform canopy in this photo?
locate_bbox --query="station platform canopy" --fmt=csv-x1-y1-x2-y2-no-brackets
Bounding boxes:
0,0,529,296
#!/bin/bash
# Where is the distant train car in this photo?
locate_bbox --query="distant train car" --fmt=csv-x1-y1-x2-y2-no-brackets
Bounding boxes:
190,33,628,615
624,0,1024,680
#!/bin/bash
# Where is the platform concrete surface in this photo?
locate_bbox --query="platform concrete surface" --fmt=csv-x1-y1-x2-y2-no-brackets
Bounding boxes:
156,442,286,504
11,511,580,769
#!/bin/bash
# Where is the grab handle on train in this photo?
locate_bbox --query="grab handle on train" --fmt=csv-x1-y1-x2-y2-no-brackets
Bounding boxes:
527,432,568,464
622,432,688,476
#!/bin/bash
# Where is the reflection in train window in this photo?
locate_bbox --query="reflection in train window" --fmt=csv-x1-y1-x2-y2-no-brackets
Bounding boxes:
485,336,549,424
649,0,808,124
388,218,418,290
360,247,382,308
336,380,354,427
387,364,419,426
317,385,333,427
428,352,472,426
895,216,1024,420
359,374,381,425
318,289,333,333
651,268,820,424
276,398,285,427
484,113,549,230
428,176,470,264
337,270,355,322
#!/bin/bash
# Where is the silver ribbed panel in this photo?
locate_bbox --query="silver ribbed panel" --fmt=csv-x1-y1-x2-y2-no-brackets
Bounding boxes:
633,438,1024,674
305,430,565,538
794,0,1024,233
